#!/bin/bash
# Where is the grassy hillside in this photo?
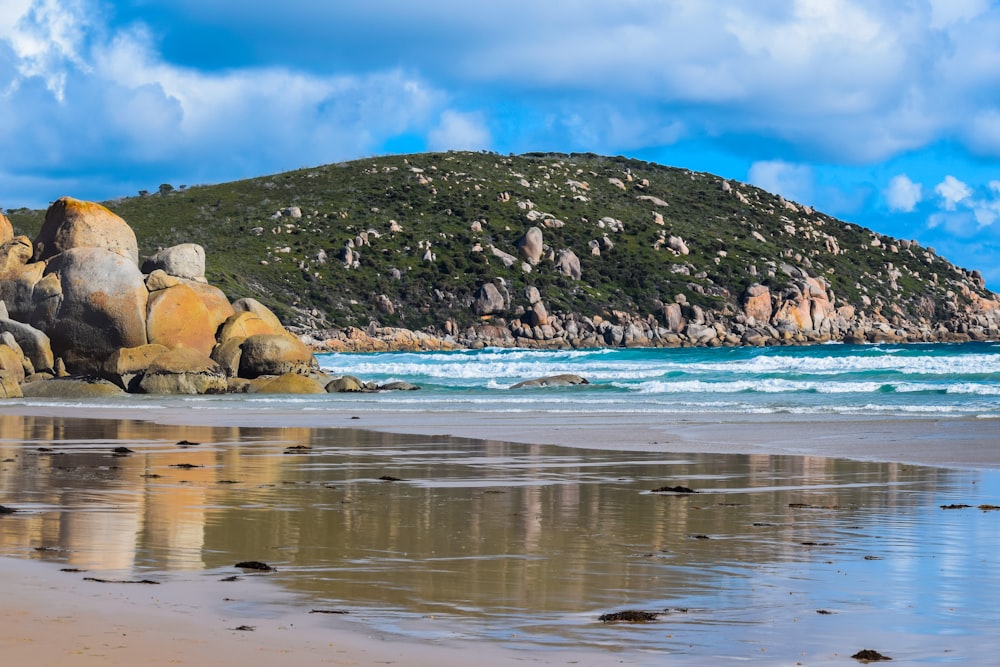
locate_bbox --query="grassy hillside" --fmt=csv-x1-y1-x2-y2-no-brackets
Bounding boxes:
6,151,992,333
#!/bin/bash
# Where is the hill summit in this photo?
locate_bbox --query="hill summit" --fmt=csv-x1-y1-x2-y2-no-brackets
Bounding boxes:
8,151,1000,350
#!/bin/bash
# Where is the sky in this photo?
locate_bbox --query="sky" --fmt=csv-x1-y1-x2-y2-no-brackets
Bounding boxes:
2,1,1000,289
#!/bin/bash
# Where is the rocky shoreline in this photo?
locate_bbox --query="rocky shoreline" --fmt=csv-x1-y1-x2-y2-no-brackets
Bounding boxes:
303,274,1000,353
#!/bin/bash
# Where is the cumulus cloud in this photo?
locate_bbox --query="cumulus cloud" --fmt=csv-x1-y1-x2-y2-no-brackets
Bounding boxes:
0,0,446,205
85,0,1000,165
935,175,972,211
885,174,922,212
747,160,813,204
427,110,491,152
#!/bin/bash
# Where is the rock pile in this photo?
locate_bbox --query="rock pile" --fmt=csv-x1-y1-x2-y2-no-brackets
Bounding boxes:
0,197,401,396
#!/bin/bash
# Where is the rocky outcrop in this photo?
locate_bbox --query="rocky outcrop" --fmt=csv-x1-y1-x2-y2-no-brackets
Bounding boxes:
0,197,319,397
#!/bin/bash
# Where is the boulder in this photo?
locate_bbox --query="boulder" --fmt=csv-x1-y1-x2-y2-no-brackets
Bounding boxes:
0,370,21,398
510,374,589,389
30,247,148,375
21,376,125,398
661,302,686,333
515,226,544,265
210,337,244,377
102,343,170,391
741,284,773,324
0,212,12,245
0,260,44,321
326,375,365,392
379,381,420,391
231,298,285,333
33,197,139,264
0,235,33,274
184,282,235,331
554,249,582,280
685,323,718,344
472,283,506,316
248,373,326,394
472,283,507,316
238,334,316,378
0,318,54,373
0,343,26,384
145,284,216,355
524,286,542,305
144,269,182,291
141,243,206,280
138,347,228,394
524,301,548,327
217,311,281,342
668,235,689,255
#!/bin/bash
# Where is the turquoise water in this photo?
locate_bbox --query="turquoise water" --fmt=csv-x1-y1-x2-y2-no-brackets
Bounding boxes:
315,341,1000,418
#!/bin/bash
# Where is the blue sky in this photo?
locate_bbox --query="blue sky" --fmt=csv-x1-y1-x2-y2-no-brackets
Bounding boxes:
2,1,1000,288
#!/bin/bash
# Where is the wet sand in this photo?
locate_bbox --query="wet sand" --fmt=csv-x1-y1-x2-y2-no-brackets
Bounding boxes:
6,402,998,469
0,556,577,667
2,403,998,665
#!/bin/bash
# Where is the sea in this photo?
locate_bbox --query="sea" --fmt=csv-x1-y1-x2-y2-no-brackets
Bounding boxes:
306,340,1000,419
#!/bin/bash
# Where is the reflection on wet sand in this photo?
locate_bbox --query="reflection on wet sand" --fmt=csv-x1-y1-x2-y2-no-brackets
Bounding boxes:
1,414,998,660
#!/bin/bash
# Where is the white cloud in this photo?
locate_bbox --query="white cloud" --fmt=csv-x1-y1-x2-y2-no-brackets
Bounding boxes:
935,175,972,210
0,1,447,205
427,110,491,152
747,160,813,204
4,0,92,101
885,174,922,212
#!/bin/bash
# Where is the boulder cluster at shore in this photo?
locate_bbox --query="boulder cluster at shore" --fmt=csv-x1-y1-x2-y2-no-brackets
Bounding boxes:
0,197,409,397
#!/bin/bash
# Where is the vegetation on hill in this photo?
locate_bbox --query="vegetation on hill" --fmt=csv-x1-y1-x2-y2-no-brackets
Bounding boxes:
6,151,994,335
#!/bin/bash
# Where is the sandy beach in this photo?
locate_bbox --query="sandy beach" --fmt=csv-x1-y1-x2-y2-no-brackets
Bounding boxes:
2,403,998,665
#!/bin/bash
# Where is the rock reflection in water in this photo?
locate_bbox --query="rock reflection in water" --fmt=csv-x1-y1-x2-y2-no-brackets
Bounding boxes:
1,414,998,661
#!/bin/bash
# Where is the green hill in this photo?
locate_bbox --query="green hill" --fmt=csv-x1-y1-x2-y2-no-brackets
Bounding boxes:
7,151,998,346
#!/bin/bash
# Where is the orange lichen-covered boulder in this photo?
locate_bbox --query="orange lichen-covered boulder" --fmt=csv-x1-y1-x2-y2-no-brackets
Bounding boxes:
145,284,216,356
138,347,228,395
248,372,326,394
238,333,316,378
231,298,285,333
103,343,170,391
33,197,139,265
184,282,235,332
30,247,148,374
217,311,282,342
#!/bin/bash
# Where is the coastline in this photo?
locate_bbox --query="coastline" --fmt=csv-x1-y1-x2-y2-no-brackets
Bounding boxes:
2,402,998,665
